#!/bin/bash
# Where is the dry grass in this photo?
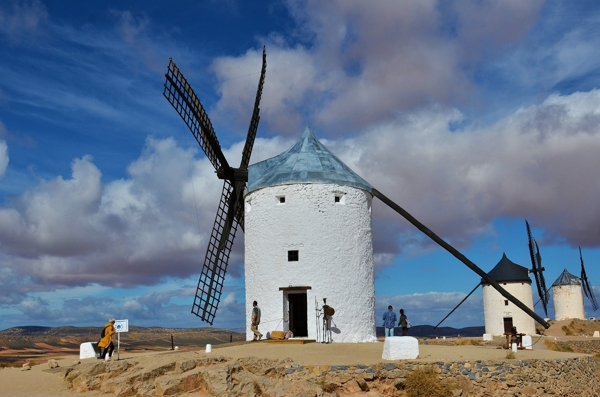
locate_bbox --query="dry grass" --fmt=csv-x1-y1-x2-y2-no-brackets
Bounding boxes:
505,351,516,359
454,338,482,346
544,340,574,352
404,367,454,397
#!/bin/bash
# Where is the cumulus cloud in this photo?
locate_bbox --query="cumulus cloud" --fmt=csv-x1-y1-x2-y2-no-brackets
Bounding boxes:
328,90,600,258
210,0,544,136
0,137,241,291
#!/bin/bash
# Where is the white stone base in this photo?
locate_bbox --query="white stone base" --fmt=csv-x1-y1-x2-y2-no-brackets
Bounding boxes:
593,331,599,338
522,335,533,350
482,333,493,341
382,336,419,360
79,342,100,359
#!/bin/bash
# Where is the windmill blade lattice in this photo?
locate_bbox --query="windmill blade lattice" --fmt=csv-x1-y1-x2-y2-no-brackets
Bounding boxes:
191,180,239,324
236,46,267,231
580,247,599,311
372,188,550,329
526,220,549,317
164,59,230,174
163,48,267,324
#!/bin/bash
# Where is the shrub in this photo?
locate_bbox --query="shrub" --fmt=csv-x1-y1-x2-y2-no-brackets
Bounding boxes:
505,351,516,359
561,325,573,336
404,367,454,397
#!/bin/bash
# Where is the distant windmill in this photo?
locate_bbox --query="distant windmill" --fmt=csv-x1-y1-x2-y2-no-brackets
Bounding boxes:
526,220,550,317
162,48,549,337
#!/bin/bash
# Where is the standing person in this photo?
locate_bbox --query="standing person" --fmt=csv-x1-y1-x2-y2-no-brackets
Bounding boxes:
399,309,408,336
98,318,116,361
382,305,397,337
251,301,263,341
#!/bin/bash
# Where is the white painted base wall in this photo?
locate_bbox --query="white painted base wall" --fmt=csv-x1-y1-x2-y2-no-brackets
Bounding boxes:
552,285,586,321
382,337,419,360
244,183,377,342
482,283,535,336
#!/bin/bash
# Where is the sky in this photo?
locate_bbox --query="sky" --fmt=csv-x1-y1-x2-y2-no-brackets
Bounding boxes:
0,0,599,332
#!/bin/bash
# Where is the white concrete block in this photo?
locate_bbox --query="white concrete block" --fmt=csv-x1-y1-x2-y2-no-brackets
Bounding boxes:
382,336,419,360
79,342,99,359
522,335,533,350
593,331,599,338
482,333,493,341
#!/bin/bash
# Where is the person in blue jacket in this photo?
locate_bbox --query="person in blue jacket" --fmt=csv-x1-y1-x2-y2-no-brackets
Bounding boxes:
382,305,397,337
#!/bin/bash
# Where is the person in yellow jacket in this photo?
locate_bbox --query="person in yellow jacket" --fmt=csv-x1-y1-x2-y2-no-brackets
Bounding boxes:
98,318,116,361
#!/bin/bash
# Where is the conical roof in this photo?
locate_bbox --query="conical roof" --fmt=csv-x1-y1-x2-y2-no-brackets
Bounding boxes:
482,253,531,284
247,126,373,193
552,268,581,287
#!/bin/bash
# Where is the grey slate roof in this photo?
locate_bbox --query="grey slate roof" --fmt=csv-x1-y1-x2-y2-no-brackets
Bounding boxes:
552,268,581,287
247,126,373,193
482,253,531,284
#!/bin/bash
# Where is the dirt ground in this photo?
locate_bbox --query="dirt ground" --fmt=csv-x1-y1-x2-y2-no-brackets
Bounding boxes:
0,332,595,397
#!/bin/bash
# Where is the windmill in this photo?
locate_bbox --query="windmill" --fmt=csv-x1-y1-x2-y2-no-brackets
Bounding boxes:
525,220,549,317
162,47,549,334
162,47,267,325
579,247,598,312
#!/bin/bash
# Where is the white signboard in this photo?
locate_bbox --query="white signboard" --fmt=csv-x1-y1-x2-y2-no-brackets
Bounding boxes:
114,319,129,333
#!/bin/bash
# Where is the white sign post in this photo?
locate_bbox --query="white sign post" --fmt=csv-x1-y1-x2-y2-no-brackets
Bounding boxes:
114,319,129,360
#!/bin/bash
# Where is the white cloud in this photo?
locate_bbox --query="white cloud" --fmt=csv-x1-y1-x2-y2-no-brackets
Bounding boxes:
210,0,545,136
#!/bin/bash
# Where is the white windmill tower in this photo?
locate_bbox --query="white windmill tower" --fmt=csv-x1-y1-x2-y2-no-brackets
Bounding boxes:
482,253,536,336
244,126,377,342
552,248,598,321
161,48,551,339
552,269,585,321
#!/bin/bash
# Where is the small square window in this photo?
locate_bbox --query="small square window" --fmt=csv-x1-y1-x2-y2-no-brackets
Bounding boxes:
279,196,285,203
288,250,299,262
504,300,509,306
335,196,340,203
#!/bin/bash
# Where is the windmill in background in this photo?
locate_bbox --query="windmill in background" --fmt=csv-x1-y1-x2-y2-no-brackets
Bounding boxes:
552,247,599,320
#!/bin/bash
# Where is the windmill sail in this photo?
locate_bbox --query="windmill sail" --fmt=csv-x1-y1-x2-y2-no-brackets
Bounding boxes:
525,220,549,317
580,247,598,311
372,189,550,329
163,47,267,324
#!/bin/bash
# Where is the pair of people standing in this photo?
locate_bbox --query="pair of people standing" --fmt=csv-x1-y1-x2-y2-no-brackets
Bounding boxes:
382,306,409,336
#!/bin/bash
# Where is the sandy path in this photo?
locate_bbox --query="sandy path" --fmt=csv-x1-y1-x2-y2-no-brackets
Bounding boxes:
0,338,591,397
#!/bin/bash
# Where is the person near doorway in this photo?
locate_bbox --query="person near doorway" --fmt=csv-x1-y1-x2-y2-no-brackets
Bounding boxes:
382,305,397,337
251,301,263,341
98,318,116,361
399,309,408,336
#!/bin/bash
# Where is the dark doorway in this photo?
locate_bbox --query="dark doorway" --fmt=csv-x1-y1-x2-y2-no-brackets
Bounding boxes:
503,317,513,334
288,293,308,337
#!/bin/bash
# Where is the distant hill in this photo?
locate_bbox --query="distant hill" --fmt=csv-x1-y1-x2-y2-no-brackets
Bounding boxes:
376,325,485,338
0,326,246,354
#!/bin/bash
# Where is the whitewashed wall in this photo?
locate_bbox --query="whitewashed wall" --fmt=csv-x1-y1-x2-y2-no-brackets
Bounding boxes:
482,282,536,336
553,285,585,321
244,183,377,342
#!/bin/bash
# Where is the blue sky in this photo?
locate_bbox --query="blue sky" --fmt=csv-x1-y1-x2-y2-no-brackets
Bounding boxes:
1,0,599,332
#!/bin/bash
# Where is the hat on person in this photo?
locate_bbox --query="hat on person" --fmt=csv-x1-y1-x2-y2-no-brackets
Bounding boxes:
109,318,115,322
